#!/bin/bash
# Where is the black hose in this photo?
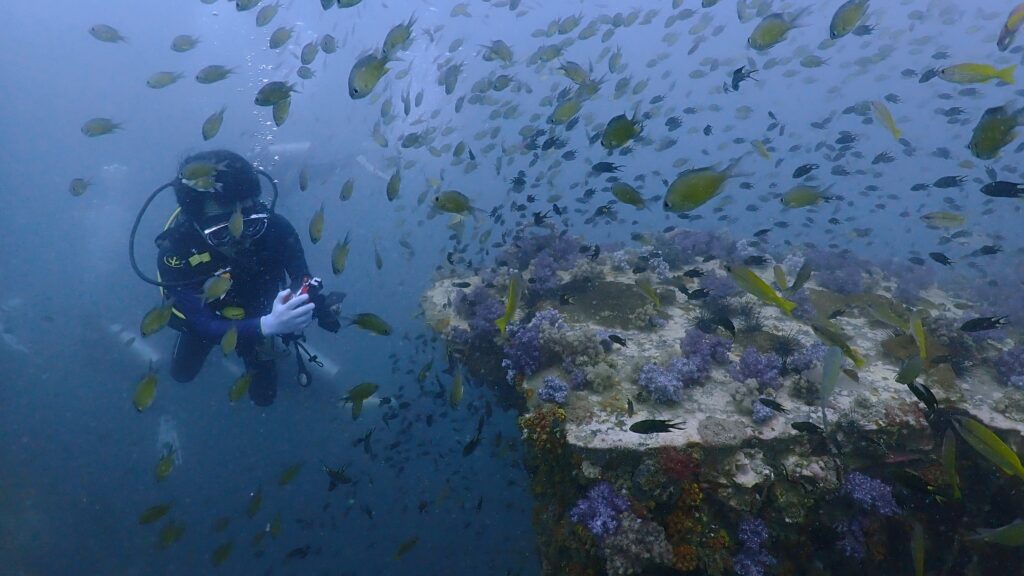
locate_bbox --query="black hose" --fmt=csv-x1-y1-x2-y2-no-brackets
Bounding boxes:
129,171,280,288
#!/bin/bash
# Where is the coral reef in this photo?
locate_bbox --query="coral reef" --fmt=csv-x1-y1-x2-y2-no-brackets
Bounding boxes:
732,518,776,576
729,347,783,391
601,512,673,576
421,229,1024,576
569,481,630,540
539,376,569,405
996,345,1024,389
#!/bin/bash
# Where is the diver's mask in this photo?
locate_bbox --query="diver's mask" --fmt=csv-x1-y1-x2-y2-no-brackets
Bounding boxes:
197,204,270,247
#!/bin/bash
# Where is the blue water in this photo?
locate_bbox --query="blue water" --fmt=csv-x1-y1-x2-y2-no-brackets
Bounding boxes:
2,0,1023,574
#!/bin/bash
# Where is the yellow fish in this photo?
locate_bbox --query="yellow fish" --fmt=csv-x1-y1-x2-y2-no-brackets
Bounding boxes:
495,273,523,335
228,372,252,403
871,100,901,140
727,265,796,315
221,325,238,356
132,365,158,412
331,232,352,275
938,63,1015,85
203,274,232,303
155,447,176,481
998,3,1024,52
308,202,325,244
140,301,173,337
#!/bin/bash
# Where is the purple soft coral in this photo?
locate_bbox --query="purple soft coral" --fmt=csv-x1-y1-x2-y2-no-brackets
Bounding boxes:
732,518,776,576
996,346,1024,389
538,376,569,405
843,472,900,517
453,286,504,343
802,248,869,295
681,328,732,364
637,363,684,404
569,481,630,540
730,347,783,391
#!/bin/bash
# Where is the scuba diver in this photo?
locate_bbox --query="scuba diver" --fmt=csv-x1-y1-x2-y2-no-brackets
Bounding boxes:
130,149,342,406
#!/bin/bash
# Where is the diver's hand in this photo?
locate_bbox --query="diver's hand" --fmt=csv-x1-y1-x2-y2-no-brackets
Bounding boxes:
260,289,315,336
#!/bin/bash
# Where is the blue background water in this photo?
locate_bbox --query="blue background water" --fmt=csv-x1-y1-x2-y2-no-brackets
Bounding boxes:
1,0,1022,574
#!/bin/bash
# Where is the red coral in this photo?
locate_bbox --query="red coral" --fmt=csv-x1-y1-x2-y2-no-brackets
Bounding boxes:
658,447,700,482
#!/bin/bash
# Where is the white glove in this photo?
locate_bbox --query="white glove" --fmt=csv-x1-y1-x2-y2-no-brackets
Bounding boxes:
260,289,315,337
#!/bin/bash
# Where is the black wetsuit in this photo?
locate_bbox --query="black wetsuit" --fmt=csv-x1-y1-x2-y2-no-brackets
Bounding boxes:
156,213,310,406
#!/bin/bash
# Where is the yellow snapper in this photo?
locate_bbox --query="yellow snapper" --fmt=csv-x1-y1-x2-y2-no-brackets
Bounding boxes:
998,3,1024,52
871,100,901,140
938,63,1015,85
726,265,797,315
495,273,524,336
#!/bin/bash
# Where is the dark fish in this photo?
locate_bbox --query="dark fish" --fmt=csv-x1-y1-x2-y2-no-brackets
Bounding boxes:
971,244,1002,256
933,175,966,188
730,65,757,91
591,161,622,174
685,288,711,300
792,163,819,178
286,545,311,560
629,419,684,434
959,316,1008,332
703,124,713,136
980,181,1024,198
589,245,601,262
452,281,471,288
626,397,635,417
908,256,926,266
828,308,847,320
743,255,770,266
683,268,705,278
714,313,736,337
918,68,938,83
758,397,788,413
321,462,353,492
907,381,937,413
929,252,954,266
608,334,627,347
791,421,824,435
